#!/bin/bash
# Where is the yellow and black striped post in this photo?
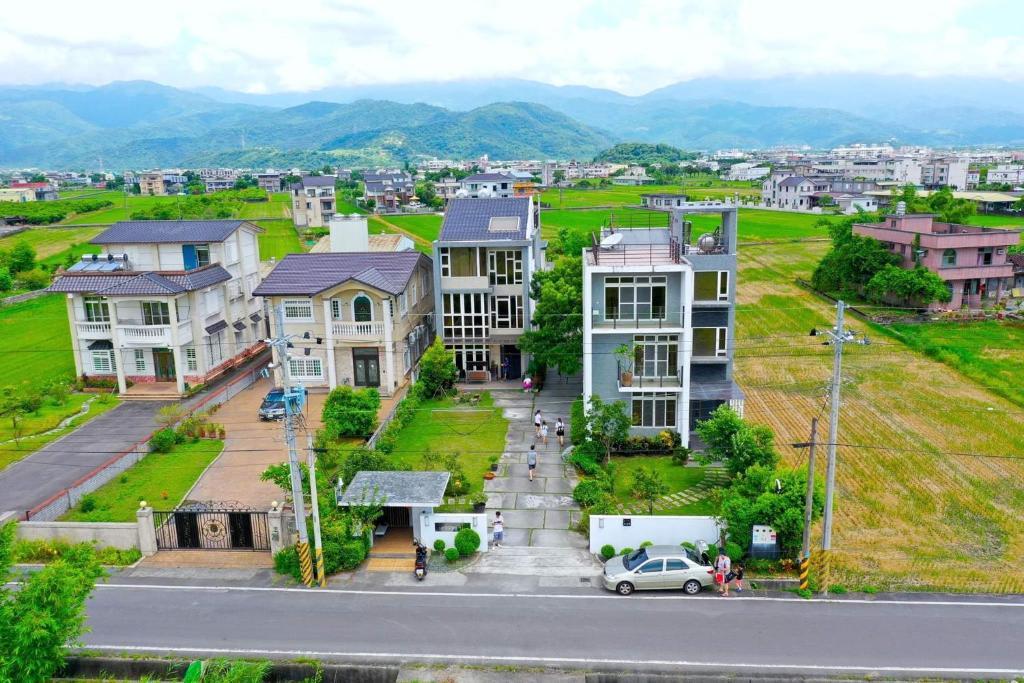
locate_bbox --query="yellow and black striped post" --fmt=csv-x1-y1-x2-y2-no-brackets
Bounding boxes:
297,540,314,587
799,553,811,592
314,544,326,588
819,549,831,595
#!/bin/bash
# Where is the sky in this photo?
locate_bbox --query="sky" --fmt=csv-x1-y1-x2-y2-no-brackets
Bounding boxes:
2,0,1023,95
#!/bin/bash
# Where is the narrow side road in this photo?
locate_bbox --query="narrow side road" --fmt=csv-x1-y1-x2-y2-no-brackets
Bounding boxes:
80,583,1024,678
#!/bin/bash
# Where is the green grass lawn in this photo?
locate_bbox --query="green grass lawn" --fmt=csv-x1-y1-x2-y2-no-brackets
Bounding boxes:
386,392,508,498
383,214,443,243
0,226,105,267
58,194,180,225
61,439,224,522
0,294,74,386
253,218,304,260
236,192,292,218
0,394,119,472
369,216,433,254
959,214,1024,228
539,183,760,209
608,456,715,515
884,321,1024,409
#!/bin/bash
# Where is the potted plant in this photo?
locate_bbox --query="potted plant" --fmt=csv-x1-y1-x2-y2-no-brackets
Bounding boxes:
471,492,487,513
488,455,500,472
615,343,635,387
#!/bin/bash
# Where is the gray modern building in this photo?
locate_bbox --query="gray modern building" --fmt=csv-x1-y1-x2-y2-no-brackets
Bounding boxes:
582,197,742,443
432,196,544,380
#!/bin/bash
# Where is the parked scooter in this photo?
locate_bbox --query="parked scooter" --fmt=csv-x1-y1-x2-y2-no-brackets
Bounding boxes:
413,539,428,581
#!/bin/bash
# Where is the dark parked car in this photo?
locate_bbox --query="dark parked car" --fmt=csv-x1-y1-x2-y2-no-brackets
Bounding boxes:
258,388,286,421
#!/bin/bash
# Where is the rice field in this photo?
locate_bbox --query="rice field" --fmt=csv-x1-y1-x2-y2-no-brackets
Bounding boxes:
734,239,1024,592
539,182,760,209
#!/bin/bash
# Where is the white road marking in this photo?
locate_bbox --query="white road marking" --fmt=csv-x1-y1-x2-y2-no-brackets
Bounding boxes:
77,644,1024,675
89,582,1024,608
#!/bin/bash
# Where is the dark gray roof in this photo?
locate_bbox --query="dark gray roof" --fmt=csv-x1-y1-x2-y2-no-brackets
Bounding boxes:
205,320,228,334
253,252,428,297
48,265,232,296
301,176,335,187
365,171,412,183
91,220,260,245
690,380,745,402
463,173,513,182
439,197,531,242
232,320,247,331
87,340,113,350
778,176,810,188
338,471,450,507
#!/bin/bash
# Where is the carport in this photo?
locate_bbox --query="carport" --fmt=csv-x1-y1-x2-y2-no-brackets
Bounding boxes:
339,471,450,548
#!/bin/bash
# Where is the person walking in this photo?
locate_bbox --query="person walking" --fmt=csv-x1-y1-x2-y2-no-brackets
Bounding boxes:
522,375,532,393
540,421,549,446
501,357,510,381
534,409,543,438
715,549,732,596
492,511,504,548
555,417,565,448
527,444,538,481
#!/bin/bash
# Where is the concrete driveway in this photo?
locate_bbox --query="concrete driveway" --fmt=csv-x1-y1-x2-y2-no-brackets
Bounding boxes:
185,377,325,509
0,400,169,516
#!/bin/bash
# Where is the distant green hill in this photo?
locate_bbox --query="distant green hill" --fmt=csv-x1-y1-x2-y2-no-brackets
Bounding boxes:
594,143,697,164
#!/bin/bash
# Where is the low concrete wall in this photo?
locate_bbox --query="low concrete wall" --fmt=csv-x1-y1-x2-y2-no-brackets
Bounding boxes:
588,515,721,555
59,657,399,683
417,511,488,553
16,520,139,549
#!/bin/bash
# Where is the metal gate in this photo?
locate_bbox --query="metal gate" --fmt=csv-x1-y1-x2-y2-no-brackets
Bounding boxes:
154,501,270,551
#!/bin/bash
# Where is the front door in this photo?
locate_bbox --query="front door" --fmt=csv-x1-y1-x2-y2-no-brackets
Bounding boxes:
501,345,521,380
153,349,176,382
353,348,380,387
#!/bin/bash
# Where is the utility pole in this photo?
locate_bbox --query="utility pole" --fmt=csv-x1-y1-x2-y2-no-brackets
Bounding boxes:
793,418,818,592
808,300,868,593
271,304,313,587
307,434,326,587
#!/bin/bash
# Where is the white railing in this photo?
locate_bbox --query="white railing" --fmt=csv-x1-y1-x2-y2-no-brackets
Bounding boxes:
332,321,385,338
76,322,112,338
119,325,170,345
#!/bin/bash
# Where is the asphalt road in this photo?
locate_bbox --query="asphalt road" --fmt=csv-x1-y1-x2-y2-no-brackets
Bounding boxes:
0,401,168,515
81,583,1024,677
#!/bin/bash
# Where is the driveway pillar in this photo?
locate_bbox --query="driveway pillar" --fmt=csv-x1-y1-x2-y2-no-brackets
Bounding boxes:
136,505,157,556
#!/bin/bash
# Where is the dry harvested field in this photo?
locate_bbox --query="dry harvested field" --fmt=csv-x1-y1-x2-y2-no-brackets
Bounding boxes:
734,240,1024,592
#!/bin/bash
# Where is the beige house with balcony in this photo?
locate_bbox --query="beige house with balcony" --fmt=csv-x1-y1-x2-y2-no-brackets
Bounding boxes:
253,251,434,395
47,220,265,398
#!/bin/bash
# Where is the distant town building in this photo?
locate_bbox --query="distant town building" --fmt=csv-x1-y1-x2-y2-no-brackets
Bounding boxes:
291,176,337,228
138,172,166,196
920,157,969,190
724,162,770,181
460,173,515,198
256,172,282,193
853,213,1020,309
363,171,415,212
986,164,1024,185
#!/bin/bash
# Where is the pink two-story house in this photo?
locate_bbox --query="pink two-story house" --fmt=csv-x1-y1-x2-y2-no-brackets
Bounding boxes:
853,213,1021,309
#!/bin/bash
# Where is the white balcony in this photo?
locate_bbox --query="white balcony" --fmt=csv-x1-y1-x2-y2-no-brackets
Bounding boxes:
75,321,112,340
117,322,193,347
332,321,385,339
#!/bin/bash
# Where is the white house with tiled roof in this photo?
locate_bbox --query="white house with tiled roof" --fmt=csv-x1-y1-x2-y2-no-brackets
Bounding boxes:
48,220,265,397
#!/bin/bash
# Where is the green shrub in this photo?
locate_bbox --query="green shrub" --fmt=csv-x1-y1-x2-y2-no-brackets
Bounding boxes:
830,584,848,594
572,479,608,507
416,339,458,398
568,450,602,476
15,268,52,291
433,539,446,552
336,540,368,571
320,540,343,574
707,543,719,559
77,494,97,513
600,544,616,560
0,268,12,292
454,527,481,556
671,446,692,466
569,396,587,444
12,538,139,566
374,431,397,454
724,541,743,562
680,541,696,550
619,547,634,556
321,386,380,438
149,428,177,453
639,540,653,548
444,547,460,562
273,547,301,581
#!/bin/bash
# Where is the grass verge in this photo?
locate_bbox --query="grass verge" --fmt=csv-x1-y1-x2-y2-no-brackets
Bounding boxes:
0,394,120,471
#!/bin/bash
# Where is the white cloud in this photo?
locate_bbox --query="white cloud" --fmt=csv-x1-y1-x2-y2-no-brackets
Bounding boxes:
0,0,1021,93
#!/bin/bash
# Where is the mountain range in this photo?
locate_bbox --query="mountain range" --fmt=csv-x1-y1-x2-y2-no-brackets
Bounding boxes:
2,75,1024,169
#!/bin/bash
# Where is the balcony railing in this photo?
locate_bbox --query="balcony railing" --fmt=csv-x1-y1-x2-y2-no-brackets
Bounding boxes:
593,307,683,330
617,361,684,390
332,321,385,338
76,321,111,339
119,325,171,346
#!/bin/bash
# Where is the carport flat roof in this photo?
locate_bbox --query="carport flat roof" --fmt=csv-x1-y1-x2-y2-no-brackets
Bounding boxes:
339,471,450,508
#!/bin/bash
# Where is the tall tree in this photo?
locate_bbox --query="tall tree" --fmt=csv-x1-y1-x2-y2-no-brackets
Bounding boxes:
632,467,669,514
518,256,584,375
585,396,632,464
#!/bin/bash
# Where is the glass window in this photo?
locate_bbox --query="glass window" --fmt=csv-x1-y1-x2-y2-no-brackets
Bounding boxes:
283,299,313,320
942,249,957,266
665,559,687,572
185,347,198,372
488,250,523,285
631,393,677,428
330,299,341,320
208,330,225,365
142,301,170,326
134,349,146,373
195,244,211,268
694,271,729,301
91,350,114,373
693,328,727,357
84,296,109,323
490,295,524,329
354,295,373,322
443,293,488,340
634,334,678,377
604,276,667,320
637,559,664,574
289,357,323,379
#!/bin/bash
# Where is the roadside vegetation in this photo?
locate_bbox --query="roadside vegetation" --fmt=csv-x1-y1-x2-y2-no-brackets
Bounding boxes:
0,392,118,471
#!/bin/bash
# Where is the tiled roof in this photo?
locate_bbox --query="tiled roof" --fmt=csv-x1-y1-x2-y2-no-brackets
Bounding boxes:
1009,253,1024,270
339,471,449,507
90,220,260,244
253,252,428,296
463,172,513,182
439,197,531,242
778,176,809,187
301,176,335,187
47,265,232,296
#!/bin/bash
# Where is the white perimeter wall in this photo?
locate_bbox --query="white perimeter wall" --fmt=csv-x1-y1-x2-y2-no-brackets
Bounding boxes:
15,521,140,549
588,515,721,554
415,510,488,553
